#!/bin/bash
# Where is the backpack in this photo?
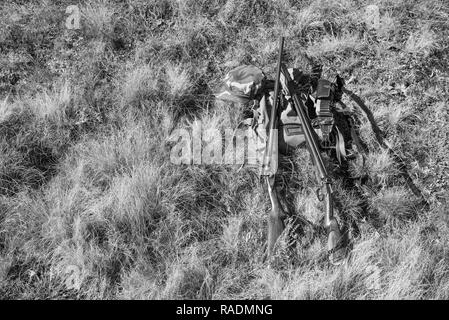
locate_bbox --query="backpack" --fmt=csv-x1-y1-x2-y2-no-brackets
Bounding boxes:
215,65,358,169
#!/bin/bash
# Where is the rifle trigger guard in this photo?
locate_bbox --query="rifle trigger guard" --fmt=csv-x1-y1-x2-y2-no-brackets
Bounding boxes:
316,187,324,202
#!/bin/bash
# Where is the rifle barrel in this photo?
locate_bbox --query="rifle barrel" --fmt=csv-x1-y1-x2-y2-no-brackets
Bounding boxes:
263,37,284,176
269,37,284,132
280,64,334,223
280,64,328,181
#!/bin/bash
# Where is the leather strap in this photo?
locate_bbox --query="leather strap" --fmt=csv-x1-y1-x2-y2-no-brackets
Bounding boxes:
335,126,347,164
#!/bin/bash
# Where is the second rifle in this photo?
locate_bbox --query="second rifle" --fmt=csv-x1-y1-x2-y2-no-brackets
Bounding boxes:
280,63,346,265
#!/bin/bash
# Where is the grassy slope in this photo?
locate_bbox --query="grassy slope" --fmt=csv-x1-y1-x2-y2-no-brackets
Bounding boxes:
0,0,448,299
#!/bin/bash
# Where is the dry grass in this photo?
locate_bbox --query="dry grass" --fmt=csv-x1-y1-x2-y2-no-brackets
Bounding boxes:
81,0,116,40
165,64,193,99
370,186,419,223
121,64,161,107
306,33,365,58
0,0,448,300
29,81,72,122
0,96,15,122
405,24,439,56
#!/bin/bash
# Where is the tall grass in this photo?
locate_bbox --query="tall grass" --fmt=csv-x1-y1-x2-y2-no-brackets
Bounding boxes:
0,0,448,299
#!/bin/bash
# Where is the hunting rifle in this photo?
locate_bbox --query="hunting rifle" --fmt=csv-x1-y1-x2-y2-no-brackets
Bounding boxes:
265,37,346,265
263,37,285,260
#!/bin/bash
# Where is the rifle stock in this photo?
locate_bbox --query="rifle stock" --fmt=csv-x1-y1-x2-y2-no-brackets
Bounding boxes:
266,176,285,259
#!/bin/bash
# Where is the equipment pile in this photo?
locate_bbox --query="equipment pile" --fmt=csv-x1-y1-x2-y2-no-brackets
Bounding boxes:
215,37,425,265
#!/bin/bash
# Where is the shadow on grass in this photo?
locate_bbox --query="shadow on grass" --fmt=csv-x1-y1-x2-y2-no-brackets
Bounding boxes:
267,87,431,263
343,88,429,209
